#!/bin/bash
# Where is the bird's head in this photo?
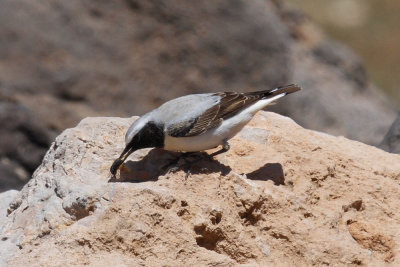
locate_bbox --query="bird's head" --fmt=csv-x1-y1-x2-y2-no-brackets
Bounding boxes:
110,114,164,175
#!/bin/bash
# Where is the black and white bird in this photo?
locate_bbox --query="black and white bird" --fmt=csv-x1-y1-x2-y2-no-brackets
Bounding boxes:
110,84,301,175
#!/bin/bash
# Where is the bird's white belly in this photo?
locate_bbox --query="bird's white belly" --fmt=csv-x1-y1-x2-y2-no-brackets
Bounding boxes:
164,132,222,152
163,95,283,152
164,111,253,152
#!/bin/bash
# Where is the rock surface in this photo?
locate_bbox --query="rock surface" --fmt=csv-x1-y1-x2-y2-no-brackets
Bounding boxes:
0,0,397,187
1,111,400,266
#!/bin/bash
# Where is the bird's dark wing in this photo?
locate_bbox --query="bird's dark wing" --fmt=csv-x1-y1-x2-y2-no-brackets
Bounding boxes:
166,84,301,138
166,92,258,137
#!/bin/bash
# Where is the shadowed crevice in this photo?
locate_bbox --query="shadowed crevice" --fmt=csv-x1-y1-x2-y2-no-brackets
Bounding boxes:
246,163,285,185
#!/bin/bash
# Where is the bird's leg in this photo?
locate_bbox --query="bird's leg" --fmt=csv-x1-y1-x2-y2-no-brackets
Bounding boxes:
163,151,212,179
163,140,230,178
162,152,197,174
209,140,230,158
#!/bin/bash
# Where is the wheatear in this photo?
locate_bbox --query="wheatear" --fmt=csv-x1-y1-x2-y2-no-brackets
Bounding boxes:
110,84,301,175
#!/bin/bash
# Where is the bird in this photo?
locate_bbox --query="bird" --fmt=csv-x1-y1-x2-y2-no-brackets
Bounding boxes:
110,84,301,175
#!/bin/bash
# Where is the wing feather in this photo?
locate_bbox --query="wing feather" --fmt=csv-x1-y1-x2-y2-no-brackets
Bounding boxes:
166,84,301,137
167,92,258,137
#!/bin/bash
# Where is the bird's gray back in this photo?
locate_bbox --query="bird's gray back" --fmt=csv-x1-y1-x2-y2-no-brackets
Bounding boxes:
152,93,220,126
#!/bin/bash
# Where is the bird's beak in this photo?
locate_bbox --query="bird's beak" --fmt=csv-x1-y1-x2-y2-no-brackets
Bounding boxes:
110,143,137,175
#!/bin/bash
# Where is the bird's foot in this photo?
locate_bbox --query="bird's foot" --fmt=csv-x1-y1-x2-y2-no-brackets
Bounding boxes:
163,141,230,179
209,140,230,158
162,152,202,179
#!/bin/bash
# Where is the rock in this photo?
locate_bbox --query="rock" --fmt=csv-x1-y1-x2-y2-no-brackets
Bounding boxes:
1,111,400,266
379,113,400,154
0,189,19,265
0,0,397,189
0,102,53,191
348,221,395,262
0,190,18,227
270,3,396,145
0,159,28,192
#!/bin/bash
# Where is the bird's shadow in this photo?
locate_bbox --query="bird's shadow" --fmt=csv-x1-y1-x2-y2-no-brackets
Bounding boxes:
108,148,232,183
108,149,285,185
245,163,285,185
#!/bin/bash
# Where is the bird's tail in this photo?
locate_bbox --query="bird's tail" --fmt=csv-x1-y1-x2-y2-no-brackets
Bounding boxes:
247,84,301,99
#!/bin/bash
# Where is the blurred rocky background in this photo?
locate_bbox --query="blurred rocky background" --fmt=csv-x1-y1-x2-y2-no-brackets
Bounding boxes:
287,0,400,104
0,0,398,191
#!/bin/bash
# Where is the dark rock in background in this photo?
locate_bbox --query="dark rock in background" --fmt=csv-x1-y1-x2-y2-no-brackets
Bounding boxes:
380,113,400,154
0,101,53,191
0,0,397,189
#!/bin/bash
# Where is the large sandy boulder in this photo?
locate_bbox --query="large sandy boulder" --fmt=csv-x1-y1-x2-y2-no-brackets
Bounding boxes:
1,111,399,266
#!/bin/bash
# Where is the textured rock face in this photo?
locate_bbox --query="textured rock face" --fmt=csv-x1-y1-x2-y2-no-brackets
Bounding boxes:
1,111,400,266
0,0,397,187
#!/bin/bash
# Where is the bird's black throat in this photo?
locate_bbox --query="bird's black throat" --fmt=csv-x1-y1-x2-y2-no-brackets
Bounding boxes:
133,121,165,149
110,121,164,175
